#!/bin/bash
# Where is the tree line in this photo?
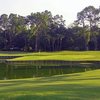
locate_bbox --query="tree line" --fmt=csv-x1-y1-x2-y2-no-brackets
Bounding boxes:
0,6,100,51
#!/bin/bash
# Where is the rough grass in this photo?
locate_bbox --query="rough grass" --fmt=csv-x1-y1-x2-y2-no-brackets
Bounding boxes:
0,69,100,100
6,51,100,61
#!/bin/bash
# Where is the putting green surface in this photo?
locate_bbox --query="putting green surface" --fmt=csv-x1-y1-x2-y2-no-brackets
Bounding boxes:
0,69,100,100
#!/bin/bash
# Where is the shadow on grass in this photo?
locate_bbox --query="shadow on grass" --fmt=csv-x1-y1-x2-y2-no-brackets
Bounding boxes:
0,83,100,100
6,95,82,100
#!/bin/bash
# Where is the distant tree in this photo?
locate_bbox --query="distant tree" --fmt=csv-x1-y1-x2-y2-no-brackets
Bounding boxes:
76,6,100,50
28,10,53,51
0,14,9,49
0,7,99,51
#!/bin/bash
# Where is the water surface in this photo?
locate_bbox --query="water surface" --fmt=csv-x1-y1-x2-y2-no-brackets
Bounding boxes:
0,63,100,80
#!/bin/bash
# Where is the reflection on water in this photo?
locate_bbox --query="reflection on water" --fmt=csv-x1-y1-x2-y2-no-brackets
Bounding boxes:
0,63,100,80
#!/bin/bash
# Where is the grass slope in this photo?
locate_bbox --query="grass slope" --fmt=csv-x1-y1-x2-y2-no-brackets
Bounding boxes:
6,51,100,61
0,69,100,100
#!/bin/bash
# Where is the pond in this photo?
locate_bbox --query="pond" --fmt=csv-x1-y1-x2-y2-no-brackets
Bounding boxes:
0,63,100,80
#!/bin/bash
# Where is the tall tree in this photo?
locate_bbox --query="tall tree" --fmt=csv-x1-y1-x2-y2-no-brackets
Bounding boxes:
28,10,53,51
0,14,9,49
76,6,100,50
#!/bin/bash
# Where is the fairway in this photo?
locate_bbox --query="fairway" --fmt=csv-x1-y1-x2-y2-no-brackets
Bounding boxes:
0,69,100,100
2,51,100,61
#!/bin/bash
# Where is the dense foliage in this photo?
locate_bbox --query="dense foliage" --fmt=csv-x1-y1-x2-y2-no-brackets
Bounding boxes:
0,6,100,51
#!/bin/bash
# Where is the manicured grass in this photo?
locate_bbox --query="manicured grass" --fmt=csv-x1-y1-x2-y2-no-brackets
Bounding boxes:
6,51,100,61
0,51,100,100
0,69,100,100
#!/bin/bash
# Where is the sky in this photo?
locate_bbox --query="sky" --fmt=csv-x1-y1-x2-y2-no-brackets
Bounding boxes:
0,0,100,26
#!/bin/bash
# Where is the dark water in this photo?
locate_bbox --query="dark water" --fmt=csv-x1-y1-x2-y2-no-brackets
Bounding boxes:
0,63,100,80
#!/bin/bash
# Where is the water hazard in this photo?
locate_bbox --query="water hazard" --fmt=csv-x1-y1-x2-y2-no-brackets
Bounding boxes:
0,63,100,80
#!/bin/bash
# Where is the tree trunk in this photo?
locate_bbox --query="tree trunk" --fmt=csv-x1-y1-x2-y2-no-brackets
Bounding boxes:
51,38,55,51
59,38,63,51
35,35,38,52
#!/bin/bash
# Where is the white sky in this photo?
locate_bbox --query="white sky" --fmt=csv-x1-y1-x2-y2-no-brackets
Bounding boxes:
0,0,100,26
